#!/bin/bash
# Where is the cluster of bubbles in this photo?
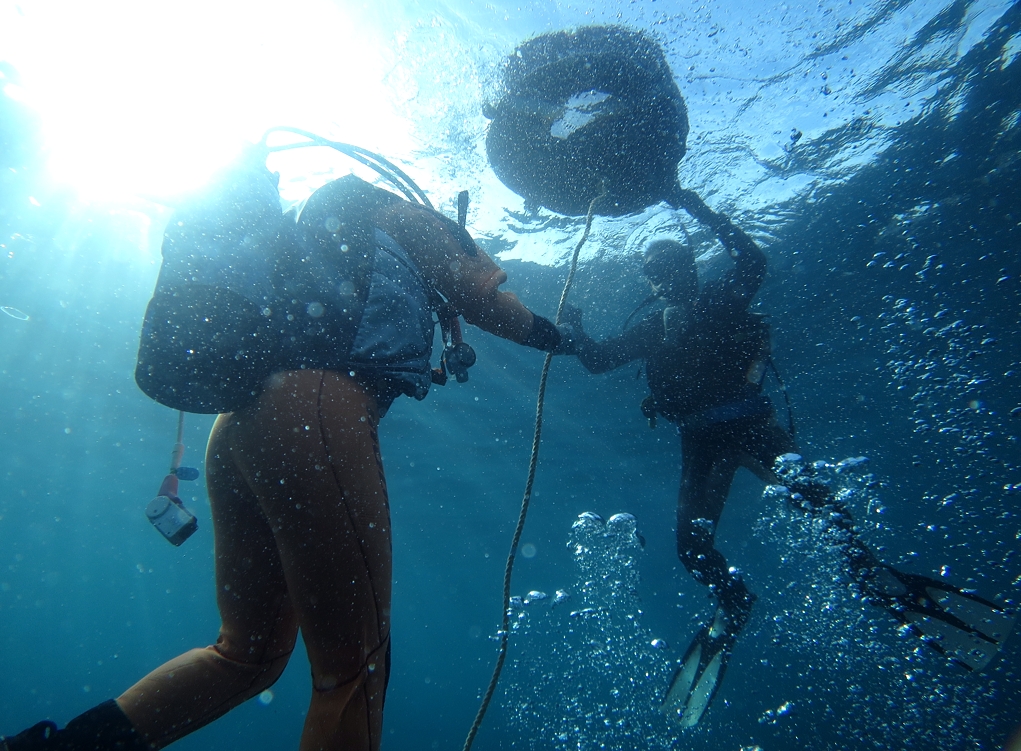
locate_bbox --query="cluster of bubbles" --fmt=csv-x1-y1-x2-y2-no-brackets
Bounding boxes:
757,454,890,670
875,292,1019,591
878,295,1009,468
498,463,1004,749
501,511,680,750
758,700,793,726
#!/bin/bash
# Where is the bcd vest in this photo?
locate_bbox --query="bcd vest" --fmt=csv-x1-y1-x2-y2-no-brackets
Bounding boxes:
645,304,772,425
135,173,437,414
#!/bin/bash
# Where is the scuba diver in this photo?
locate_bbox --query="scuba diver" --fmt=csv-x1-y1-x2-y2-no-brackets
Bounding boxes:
564,187,1013,728
0,149,575,751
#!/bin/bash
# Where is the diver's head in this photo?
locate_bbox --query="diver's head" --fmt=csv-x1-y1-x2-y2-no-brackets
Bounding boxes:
643,239,697,304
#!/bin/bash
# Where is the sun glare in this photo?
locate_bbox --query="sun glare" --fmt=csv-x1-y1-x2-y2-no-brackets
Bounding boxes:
1,0,407,202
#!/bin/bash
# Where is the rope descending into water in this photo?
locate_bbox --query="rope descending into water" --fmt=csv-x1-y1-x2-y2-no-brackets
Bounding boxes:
462,191,604,751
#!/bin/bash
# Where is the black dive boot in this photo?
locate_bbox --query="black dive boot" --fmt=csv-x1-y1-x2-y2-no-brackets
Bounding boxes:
1,700,149,751
1,721,59,751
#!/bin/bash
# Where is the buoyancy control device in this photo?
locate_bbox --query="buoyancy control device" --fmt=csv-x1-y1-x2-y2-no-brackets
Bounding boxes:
135,130,475,415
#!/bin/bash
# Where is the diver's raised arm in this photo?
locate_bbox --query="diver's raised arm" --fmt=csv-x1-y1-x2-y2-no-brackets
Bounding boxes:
668,187,764,260
666,185,766,301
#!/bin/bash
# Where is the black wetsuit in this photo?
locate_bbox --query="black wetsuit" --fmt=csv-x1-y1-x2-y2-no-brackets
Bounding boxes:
575,244,793,622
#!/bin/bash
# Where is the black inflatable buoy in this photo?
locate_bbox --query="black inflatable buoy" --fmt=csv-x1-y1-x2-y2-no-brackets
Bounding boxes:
485,25,688,217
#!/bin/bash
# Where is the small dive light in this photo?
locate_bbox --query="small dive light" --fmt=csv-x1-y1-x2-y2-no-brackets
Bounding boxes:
146,412,199,546
434,305,475,385
146,477,198,546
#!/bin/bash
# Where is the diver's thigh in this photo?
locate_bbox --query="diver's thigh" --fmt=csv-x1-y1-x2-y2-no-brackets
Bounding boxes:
230,371,392,685
206,414,297,658
316,371,392,617
116,418,300,745
677,428,735,529
298,372,392,679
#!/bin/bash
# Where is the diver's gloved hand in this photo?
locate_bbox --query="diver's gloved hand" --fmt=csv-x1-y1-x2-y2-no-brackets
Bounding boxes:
522,314,576,355
557,304,594,356
553,323,579,356
560,303,585,335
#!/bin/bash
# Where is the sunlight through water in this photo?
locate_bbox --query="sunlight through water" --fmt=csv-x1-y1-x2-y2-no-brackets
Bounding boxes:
0,0,408,201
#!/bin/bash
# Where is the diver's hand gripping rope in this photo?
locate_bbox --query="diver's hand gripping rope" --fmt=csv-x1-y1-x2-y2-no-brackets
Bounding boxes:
463,190,604,751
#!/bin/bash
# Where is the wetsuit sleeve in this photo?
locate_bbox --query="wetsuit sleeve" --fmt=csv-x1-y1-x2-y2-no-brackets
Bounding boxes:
670,186,766,305
575,313,662,374
375,202,535,343
717,237,767,305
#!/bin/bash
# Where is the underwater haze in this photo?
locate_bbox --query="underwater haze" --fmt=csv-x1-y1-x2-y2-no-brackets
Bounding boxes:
2,0,1020,749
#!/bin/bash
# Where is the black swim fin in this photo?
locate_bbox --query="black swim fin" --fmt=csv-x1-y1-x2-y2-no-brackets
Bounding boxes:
865,564,1015,671
661,609,735,727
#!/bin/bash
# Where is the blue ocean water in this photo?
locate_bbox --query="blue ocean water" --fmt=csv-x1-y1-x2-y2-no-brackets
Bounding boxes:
1,1,1019,750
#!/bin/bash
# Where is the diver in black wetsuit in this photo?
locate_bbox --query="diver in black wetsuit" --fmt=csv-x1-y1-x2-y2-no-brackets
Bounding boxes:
564,188,1013,727
571,234,785,632
568,191,789,628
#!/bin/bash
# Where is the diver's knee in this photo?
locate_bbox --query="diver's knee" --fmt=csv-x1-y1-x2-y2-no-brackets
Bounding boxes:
211,641,292,691
677,546,706,577
677,519,715,568
258,652,290,690
312,639,389,695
